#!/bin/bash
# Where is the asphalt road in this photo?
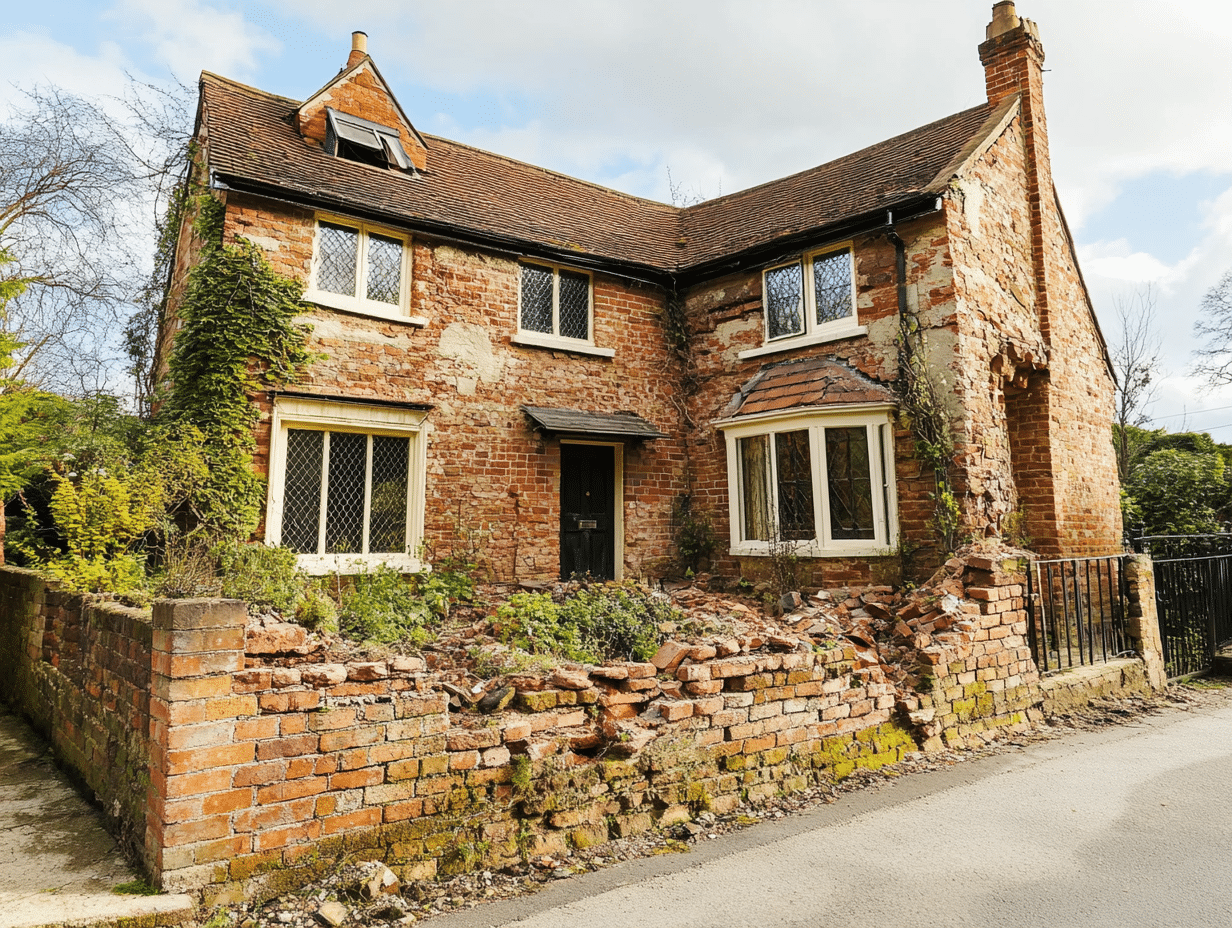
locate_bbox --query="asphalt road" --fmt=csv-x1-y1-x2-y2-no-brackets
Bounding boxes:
434,693,1232,928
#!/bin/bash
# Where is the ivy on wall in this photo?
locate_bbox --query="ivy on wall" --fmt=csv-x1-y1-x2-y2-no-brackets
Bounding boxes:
897,310,960,554
162,195,315,537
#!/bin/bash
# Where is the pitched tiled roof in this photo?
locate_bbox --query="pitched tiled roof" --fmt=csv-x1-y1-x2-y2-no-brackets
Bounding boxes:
725,358,897,419
200,72,1000,276
678,103,997,269
200,73,681,272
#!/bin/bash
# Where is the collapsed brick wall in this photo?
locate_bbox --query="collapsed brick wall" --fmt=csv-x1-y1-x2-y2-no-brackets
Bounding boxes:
0,568,156,864
0,557,1165,903
140,551,1113,902
222,193,688,582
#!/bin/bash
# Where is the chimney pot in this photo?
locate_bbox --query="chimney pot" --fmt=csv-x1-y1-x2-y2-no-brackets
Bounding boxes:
352,31,368,54
986,1,1020,40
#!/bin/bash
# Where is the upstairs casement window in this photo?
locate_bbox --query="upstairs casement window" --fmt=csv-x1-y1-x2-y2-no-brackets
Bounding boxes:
325,107,413,171
513,261,615,358
722,409,897,558
307,217,422,324
741,244,862,359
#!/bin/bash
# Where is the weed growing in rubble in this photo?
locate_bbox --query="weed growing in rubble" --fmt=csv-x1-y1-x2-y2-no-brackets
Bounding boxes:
495,582,674,663
338,565,437,646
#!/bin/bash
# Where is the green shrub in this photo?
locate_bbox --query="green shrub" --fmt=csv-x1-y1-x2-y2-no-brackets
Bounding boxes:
412,562,475,620
295,585,339,634
558,583,672,662
215,541,306,613
339,565,435,646
43,553,147,595
496,582,672,663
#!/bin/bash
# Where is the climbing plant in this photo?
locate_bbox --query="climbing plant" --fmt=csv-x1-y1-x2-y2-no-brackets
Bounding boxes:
161,195,315,537
896,308,960,554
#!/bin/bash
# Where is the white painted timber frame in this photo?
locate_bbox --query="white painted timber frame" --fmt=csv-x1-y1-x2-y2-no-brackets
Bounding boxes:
305,213,426,325
739,242,866,360
513,260,615,358
717,404,898,558
560,439,624,581
265,395,430,575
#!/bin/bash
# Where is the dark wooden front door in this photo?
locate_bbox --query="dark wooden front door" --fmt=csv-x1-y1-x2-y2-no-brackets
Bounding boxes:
560,443,615,580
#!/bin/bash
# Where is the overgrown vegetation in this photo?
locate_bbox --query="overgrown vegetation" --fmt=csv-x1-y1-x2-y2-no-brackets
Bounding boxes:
161,195,316,538
495,582,674,663
896,308,960,553
1120,427,1230,536
672,494,717,574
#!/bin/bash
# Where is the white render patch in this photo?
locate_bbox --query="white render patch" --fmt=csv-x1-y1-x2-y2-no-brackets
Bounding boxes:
438,322,505,384
305,314,420,348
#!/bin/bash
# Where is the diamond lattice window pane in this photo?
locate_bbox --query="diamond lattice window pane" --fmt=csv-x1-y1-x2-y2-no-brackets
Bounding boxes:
558,271,590,340
520,265,553,333
765,263,804,339
325,432,367,554
826,427,875,540
775,430,816,541
317,223,358,296
366,234,402,305
813,249,853,325
368,436,409,554
282,429,323,553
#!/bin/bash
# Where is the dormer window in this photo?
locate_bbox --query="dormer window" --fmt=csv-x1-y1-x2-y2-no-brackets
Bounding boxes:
325,107,413,171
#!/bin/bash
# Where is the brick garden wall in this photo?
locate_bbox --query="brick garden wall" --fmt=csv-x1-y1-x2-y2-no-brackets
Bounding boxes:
0,557,1168,903
0,568,157,863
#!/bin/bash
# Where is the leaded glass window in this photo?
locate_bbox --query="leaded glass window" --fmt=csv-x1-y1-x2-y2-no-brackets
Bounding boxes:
765,263,804,340
519,263,591,342
366,234,403,305
826,426,875,540
739,434,771,542
813,249,853,326
726,415,891,553
558,270,590,340
311,219,407,315
762,246,855,344
775,430,816,541
520,264,554,334
279,429,411,557
317,223,359,297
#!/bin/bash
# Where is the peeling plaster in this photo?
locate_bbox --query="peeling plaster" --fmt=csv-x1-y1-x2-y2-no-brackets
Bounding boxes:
438,322,505,383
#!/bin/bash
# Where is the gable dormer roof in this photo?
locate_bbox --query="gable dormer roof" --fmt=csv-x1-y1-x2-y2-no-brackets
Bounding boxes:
295,34,428,171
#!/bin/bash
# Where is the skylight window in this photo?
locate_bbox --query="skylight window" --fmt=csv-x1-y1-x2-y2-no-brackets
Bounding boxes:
325,107,413,171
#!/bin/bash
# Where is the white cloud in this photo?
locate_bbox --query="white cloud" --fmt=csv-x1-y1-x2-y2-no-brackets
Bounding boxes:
0,31,131,102
104,0,281,80
1080,241,1174,284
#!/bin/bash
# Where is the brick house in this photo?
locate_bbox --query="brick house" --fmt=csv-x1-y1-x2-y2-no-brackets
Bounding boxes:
165,1,1120,587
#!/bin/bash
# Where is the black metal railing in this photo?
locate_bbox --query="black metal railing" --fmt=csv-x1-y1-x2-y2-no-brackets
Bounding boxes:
1132,534,1232,678
1026,555,1133,674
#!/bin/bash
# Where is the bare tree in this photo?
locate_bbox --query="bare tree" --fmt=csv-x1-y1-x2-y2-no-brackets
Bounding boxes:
0,81,192,400
1194,267,1232,390
1111,285,1163,481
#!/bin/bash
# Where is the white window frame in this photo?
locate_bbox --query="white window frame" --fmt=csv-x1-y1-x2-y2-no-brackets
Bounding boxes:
739,242,865,360
304,214,425,325
718,404,897,558
512,260,615,359
265,396,430,575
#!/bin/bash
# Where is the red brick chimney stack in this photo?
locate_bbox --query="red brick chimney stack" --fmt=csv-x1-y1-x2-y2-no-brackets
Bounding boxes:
347,31,368,69
978,2,1055,337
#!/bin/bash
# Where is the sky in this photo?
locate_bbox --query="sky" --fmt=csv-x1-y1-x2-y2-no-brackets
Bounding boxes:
3,0,1232,435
